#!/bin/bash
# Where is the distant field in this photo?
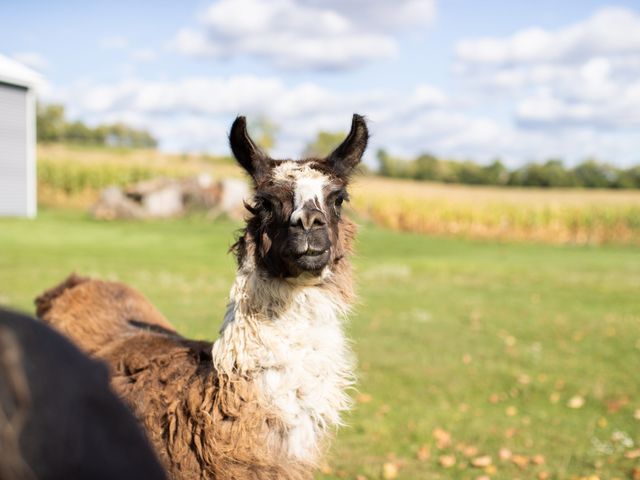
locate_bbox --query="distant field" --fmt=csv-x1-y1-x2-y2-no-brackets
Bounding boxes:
1,210,638,479
37,143,241,209
351,177,640,245
37,144,640,244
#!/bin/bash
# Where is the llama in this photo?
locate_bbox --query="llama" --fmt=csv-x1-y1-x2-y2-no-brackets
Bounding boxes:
0,307,166,480
35,114,368,480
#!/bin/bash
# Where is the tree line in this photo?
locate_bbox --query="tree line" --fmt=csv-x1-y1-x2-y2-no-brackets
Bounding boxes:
376,149,640,189
37,103,157,148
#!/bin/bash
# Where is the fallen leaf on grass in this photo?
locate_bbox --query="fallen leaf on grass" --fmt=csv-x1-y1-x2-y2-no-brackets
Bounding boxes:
484,465,497,475
416,445,430,461
537,472,550,480
549,392,561,404
471,456,492,468
632,467,640,480
511,454,529,469
634,409,640,420
439,454,456,468
462,445,479,458
605,396,629,413
356,393,372,404
532,454,545,465
567,395,585,409
499,448,512,461
432,427,452,449
505,406,518,416
625,449,640,459
382,462,398,479
518,374,531,385
476,476,490,480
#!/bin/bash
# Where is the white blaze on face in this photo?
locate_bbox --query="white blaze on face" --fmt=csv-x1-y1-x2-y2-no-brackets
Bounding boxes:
272,162,329,225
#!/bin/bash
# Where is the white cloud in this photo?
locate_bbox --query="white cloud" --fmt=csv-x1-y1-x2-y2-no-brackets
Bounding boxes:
100,36,128,50
47,72,640,167
172,0,434,70
297,0,436,31
455,7,640,132
54,74,451,155
131,48,157,63
456,7,640,66
12,52,49,72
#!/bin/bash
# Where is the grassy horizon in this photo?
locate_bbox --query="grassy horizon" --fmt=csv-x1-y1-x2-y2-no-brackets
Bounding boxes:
1,210,638,479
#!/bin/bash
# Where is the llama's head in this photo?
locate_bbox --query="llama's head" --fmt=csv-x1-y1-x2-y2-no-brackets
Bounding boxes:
230,114,368,279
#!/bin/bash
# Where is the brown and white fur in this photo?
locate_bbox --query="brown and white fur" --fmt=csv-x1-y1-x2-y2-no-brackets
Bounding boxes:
35,114,368,480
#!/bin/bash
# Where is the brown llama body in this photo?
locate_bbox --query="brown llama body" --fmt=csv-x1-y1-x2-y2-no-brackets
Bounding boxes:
36,114,368,480
37,275,330,479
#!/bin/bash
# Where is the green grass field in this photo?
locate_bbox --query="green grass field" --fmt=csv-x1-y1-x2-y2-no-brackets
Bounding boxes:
1,210,638,479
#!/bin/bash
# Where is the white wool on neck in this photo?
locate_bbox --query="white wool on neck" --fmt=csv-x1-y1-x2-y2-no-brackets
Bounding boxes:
211,267,355,463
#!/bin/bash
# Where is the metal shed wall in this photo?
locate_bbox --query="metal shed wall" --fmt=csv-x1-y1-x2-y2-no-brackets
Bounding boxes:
0,81,35,217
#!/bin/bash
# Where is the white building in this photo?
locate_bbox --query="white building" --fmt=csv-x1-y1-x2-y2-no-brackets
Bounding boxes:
0,54,41,217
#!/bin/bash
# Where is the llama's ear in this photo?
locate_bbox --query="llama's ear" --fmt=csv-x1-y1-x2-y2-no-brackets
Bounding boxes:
326,114,369,178
229,116,269,181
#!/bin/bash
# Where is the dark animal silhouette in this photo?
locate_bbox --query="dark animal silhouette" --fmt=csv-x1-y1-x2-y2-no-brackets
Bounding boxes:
0,307,166,480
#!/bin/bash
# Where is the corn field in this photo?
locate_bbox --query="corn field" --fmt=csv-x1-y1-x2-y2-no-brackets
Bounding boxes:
351,178,640,245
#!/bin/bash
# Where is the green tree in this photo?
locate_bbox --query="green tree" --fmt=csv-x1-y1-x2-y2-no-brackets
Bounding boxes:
483,159,509,185
572,159,616,188
36,103,66,142
377,149,392,176
414,154,439,180
617,166,640,189
99,123,157,148
65,120,97,144
456,160,488,184
302,131,346,158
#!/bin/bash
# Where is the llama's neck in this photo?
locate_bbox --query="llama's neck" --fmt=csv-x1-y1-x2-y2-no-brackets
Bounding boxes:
211,266,355,463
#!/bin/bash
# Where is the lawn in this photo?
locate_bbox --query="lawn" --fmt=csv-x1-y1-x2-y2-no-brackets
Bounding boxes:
1,210,639,479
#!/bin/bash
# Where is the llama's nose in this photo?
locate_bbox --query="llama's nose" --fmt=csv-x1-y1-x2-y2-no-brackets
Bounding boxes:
291,208,326,231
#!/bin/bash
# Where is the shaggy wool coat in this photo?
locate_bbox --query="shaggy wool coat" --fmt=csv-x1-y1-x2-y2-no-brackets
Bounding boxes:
35,221,356,480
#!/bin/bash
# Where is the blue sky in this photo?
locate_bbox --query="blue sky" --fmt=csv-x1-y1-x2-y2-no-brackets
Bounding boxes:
2,0,640,166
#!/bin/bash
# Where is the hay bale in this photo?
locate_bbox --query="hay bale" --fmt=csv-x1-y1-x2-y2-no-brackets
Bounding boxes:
90,187,147,220
125,179,184,218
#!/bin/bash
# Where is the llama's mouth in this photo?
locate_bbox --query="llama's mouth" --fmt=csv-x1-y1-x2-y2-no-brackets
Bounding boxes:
297,247,328,258
292,247,330,273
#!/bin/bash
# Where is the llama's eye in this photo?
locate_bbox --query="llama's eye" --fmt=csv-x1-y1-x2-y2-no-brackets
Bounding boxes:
333,194,346,216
